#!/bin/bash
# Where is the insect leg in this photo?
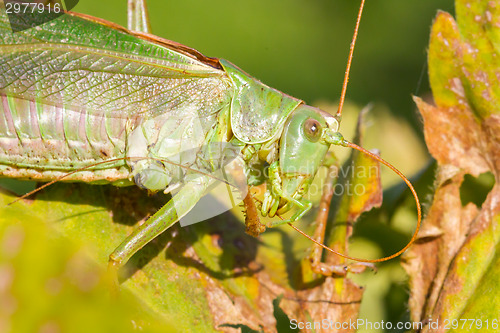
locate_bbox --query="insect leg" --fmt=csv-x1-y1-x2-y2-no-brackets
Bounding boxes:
307,158,374,276
108,174,211,275
127,0,152,33
262,162,312,224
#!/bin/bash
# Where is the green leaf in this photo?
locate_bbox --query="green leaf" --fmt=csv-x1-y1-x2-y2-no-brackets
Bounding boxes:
0,187,176,333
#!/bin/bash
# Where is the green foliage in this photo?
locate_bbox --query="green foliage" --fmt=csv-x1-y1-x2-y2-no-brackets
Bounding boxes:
0,188,176,333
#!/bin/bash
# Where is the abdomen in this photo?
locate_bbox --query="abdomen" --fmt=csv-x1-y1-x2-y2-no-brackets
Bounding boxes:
0,94,131,183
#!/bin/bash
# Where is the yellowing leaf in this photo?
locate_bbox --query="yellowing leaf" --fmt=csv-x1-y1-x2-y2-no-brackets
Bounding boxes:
409,0,500,329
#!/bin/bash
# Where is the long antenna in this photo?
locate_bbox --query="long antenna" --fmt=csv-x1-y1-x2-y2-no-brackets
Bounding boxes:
336,0,366,119
288,138,422,263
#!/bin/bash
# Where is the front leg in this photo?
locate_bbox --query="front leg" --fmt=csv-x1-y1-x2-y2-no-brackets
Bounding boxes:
261,162,312,226
108,174,211,280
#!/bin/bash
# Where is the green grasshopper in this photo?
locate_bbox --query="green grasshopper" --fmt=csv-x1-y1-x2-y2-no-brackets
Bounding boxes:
0,0,420,279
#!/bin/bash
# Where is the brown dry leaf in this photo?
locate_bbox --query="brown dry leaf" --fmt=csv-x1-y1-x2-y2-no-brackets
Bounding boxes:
407,0,500,331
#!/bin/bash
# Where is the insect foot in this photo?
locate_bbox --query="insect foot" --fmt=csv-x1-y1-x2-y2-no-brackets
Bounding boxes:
308,255,376,277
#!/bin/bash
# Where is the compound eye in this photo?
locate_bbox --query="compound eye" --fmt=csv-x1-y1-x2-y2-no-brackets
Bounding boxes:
303,118,322,142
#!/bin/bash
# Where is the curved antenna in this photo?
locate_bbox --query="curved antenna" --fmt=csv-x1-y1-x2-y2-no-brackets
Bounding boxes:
8,156,239,205
337,0,366,119
288,138,422,263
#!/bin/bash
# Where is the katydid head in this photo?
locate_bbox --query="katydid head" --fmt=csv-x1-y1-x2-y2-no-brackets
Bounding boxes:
273,105,339,215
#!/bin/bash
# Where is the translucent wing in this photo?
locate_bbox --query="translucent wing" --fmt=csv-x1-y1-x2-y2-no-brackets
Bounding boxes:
0,9,233,120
